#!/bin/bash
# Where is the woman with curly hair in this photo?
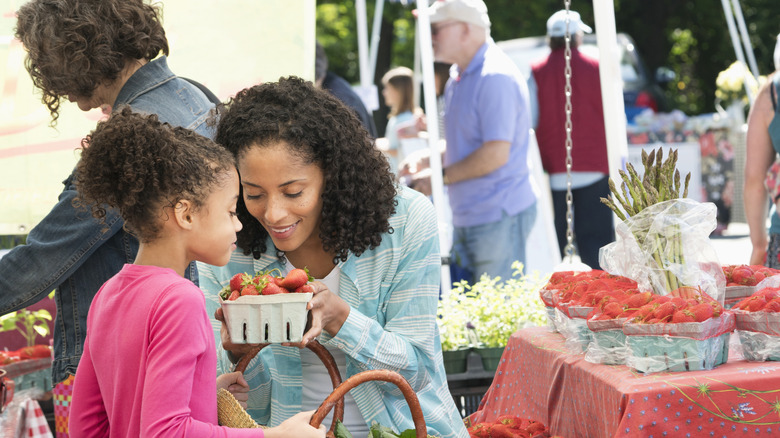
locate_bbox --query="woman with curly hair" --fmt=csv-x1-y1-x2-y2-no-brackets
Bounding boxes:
69,108,323,437
199,77,468,438
2,1,218,434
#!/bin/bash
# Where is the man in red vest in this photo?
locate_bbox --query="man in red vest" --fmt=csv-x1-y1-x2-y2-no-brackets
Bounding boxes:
529,10,614,269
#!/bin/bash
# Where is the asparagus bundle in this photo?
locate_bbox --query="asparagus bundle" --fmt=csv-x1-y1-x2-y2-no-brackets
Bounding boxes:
600,148,692,293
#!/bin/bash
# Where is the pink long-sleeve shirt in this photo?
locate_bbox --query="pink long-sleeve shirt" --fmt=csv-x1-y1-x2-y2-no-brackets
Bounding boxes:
69,264,261,437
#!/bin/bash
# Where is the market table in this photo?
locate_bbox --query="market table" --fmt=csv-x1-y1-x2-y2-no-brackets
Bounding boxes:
467,326,780,437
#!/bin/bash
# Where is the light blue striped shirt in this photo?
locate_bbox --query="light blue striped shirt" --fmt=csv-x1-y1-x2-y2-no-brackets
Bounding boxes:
198,186,468,438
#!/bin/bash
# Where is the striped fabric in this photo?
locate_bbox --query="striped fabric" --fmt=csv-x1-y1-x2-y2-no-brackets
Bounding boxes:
198,186,468,438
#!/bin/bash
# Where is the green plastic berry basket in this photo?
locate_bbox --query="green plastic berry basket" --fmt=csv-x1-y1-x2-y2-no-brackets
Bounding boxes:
625,332,730,373
623,313,735,373
586,317,630,365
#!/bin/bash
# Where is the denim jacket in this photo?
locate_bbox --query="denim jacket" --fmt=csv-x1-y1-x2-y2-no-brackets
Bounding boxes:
0,56,215,384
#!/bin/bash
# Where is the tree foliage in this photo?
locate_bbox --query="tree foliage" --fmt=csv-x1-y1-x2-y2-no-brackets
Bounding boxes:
317,0,780,116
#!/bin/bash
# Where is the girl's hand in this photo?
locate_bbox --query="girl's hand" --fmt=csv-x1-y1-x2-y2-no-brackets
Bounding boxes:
264,411,326,438
215,371,249,409
298,281,350,346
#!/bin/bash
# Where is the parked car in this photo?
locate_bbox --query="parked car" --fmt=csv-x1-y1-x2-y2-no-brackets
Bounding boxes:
496,33,674,122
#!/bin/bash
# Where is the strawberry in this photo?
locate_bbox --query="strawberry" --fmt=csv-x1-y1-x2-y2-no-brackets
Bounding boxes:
625,291,653,309
240,284,260,296
261,282,288,295
689,303,714,322
672,309,695,323
747,296,768,312
229,273,251,292
764,298,780,312
526,421,546,436
294,284,315,293
280,268,312,290
731,266,756,286
652,302,677,321
603,302,623,318
228,290,241,301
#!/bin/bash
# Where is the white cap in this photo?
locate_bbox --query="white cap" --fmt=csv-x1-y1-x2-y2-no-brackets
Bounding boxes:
547,10,593,37
427,0,491,29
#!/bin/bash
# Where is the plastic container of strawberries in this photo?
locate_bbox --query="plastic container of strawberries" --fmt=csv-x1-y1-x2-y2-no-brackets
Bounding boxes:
733,310,780,361
623,313,735,373
555,306,593,354
220,293,312,344
585,317,629,365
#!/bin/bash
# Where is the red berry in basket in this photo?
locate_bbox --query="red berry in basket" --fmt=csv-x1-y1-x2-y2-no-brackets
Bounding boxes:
294,284,315,293
603,302,623,318
731,266,756,286
230,273,251,292
280,268,311,290
228,290,240,301
672,309,695,323
261,282,288,295
241,284,260,296
626,291,653,309
690,303,714,322
747,296,768,312
764,298,780,313
653,302,677,320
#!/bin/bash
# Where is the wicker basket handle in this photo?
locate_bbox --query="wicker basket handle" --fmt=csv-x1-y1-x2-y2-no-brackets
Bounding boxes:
310,369,427,438
234,340,344,434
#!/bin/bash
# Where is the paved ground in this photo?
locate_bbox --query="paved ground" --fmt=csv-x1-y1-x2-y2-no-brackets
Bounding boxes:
710,222,752,266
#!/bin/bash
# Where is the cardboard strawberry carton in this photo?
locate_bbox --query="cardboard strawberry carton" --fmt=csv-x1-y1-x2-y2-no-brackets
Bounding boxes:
218,269,314,344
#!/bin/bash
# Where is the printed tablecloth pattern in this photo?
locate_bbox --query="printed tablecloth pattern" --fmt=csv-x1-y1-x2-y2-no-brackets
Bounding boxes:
468,327,780,437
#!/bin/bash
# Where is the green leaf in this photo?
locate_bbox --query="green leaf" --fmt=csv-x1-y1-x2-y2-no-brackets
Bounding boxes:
333,419,354,438
398,429,417,438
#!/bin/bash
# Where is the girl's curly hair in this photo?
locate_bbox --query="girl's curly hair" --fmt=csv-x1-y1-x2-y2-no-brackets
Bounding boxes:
76,107,235,243
213,76,397,263
15,0,168,124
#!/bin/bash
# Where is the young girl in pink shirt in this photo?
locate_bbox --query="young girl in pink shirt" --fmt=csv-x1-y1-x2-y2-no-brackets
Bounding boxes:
68,107,325,438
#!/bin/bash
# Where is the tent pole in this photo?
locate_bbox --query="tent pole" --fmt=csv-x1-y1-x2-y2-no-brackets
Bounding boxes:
720,0,755,104
368,0,385,82
415,0,451,295
592,0,628,192
355,0,371,88
730,0,759,81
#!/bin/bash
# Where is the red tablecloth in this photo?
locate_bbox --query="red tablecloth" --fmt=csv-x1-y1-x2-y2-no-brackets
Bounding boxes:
468,326,780,438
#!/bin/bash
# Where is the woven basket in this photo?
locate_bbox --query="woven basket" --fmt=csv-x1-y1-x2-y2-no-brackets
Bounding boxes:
218,339,344,433
218,340,428,437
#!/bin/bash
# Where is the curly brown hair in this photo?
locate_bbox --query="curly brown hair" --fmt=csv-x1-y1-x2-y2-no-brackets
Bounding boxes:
15,0,168,124
213,76,397,263
76,107,235,243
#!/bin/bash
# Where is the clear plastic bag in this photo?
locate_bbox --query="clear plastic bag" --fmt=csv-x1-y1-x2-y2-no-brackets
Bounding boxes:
585,316,630,365
733,309,780,361
600,199,726,303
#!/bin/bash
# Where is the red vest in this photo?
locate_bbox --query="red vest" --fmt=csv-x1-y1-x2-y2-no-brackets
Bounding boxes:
531,49,609,174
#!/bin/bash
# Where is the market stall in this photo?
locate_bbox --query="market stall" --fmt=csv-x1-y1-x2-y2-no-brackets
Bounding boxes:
468,327,780,438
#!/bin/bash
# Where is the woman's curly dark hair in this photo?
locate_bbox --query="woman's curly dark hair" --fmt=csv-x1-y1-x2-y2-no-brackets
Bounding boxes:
15,0,168,124
75,107,235,243
213,76,397,263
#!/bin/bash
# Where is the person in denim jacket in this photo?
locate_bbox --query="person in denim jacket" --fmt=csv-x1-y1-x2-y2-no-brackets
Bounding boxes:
0,0,216,426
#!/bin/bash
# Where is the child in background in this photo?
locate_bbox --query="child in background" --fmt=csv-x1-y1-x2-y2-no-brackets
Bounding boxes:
376,66,417,173
68,107,324,438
